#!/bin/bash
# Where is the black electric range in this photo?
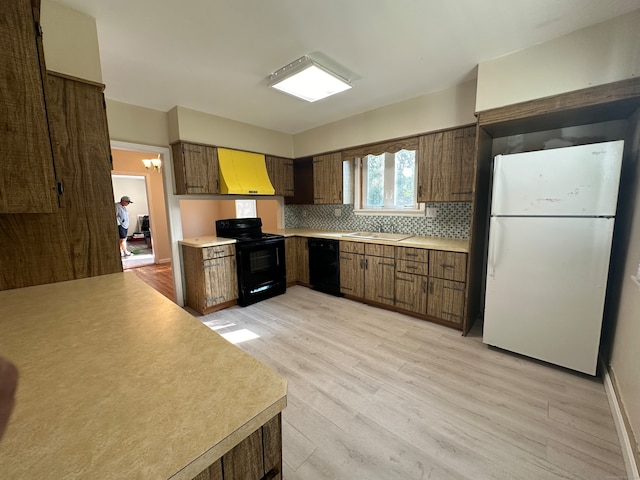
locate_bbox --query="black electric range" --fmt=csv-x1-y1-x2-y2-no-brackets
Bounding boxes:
215,218,286,306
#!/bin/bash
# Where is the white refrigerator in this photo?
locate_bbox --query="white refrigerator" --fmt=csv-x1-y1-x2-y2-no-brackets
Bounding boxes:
482,140,624,376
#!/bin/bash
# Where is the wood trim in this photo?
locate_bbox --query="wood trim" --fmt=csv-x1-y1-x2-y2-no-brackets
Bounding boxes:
477,77,640,137
342,137,419,158
47,70,105,90
463,125,493,335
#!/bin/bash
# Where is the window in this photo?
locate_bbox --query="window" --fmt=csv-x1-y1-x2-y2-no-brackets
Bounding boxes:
355,149,423,215
235,199,257,218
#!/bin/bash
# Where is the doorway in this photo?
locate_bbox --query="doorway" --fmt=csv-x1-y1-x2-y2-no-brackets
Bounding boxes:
112,173,154,268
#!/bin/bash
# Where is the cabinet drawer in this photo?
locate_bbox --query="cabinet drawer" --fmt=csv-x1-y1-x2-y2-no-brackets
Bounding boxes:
429,250,467,282
202,244,235,260
396,259,428,276
364,243,395,258
340,241,365,254
396,247,428,263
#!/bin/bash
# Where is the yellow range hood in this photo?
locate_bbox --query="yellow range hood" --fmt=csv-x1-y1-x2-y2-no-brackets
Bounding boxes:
218,148,275,195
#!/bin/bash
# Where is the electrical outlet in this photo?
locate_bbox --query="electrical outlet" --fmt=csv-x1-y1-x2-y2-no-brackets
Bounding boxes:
425,207,438,218
334,208,342,217
302,210,308,217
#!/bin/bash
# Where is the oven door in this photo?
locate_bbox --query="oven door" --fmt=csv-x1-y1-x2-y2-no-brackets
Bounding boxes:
235,237,286,306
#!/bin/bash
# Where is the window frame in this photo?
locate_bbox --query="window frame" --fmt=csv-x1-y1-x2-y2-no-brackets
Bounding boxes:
353,152,425,217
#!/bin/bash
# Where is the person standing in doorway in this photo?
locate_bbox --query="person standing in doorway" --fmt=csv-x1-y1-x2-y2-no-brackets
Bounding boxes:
116,195,133,257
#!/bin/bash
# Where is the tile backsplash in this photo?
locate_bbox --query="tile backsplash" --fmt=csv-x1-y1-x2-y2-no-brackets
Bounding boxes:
284,203,471,239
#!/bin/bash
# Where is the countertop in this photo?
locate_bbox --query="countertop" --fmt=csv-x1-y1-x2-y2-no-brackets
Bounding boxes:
179,229,469,253
0,273,287,480
272,229,469,252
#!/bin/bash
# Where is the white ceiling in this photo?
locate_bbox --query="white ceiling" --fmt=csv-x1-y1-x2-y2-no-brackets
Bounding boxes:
52,0,640,135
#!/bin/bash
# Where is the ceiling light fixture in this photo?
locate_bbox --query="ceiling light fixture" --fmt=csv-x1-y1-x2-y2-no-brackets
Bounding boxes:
268,55,352,102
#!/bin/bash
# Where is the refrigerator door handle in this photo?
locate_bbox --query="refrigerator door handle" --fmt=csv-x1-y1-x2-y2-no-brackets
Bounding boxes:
488,219,499,277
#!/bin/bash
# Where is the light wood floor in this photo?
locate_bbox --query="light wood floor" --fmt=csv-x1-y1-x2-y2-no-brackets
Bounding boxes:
201,286,626,480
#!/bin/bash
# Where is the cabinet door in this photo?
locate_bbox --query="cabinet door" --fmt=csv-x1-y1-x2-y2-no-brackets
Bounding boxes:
313,153,343,204
296,237,310,284
203,255,238,307
339,251,364,297
450,126,476,201
0,0,57,213
427,278,466,325
429,251,467,282
395,272,427,315
172,142,219,194
364,255,395,306
285,237,298,283
266,156,294,197
46,73,122,278
417,132,444,203
222,429,264,480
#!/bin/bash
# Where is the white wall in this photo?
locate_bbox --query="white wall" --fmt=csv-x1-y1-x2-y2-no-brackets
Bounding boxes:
293,80,477,158
106,100,170,148
40,0,102,83
476,9,640,112
168,106,294,158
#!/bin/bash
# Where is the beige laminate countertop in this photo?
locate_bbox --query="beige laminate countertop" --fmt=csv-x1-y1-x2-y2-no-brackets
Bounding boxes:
179,236,236,248
269,228,469,253
0,273,287,480
180,229,469,253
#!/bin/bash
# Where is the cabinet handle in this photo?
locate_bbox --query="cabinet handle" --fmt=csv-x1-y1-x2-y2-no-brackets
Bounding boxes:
395,276,412,283
405,253,418,257
429,280,434,294
340,255,352,261
380,261,395,267
443,285,466,292
441,264,455,269
186,184,205,189
405,265,418,270
203,261,222,268
452,191,473,195
365,258,368,269
339,191,342,200
418,185,422,197
422,280,427,293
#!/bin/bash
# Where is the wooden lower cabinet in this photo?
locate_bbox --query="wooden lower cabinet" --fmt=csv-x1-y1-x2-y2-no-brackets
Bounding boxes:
183,244,238,313
340,242,365,297
295,237,310,284
363,244,395,306
285,237,297,285
192,414,282,480
394,272,427,315
284,236,310,286
427,278,466,325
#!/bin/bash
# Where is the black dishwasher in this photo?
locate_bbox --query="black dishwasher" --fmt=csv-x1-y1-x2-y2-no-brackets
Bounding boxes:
308,238,342,296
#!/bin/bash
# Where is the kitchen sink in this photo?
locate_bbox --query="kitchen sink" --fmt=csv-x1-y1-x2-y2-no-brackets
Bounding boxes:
341,232,414,242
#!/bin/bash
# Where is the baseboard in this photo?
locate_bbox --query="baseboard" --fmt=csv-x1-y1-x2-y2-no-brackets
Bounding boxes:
601,358,640,479
156,257,171,264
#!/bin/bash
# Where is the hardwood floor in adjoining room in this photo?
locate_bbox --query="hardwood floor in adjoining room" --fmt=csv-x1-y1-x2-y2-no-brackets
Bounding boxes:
201,286,626,480
126,263,175,302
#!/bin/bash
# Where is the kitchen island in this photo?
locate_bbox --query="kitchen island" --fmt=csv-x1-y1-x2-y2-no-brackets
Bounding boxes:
0,273,287,479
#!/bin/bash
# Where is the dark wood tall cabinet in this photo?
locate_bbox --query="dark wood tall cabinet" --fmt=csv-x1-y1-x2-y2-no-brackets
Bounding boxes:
0,0,58,213
0,73,121,290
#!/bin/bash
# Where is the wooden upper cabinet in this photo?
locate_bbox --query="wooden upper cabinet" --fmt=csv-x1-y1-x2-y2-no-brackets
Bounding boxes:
450,126,476,201
313,153,343,204
171,142,219,195
417,125,476,203
0,0,58,213
265,155,294,197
